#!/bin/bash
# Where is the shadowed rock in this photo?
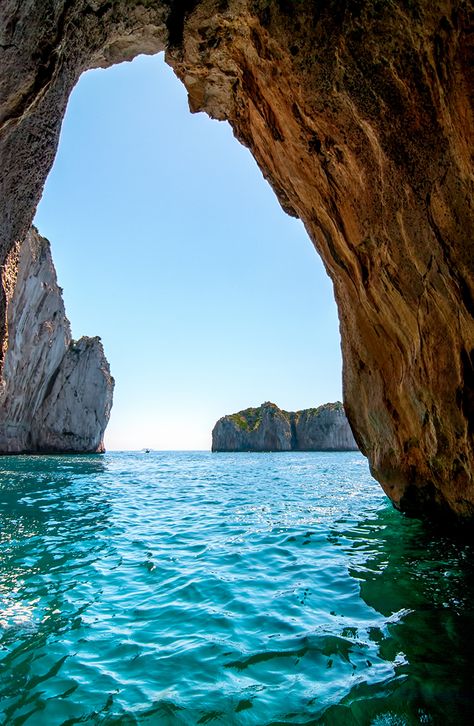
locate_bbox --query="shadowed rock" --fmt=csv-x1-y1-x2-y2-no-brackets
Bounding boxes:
212,401,358,452
0,227,114,453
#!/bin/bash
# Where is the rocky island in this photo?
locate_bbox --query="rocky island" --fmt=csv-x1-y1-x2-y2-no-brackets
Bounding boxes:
0,227,114,453
212,401,358,452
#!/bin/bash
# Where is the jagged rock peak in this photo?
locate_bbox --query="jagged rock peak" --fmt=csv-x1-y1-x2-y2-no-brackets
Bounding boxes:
0,227,114,454
212,401,359,452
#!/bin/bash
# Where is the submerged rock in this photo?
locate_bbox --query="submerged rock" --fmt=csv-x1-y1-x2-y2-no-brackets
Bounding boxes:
212,401,358,452
0,227,114,453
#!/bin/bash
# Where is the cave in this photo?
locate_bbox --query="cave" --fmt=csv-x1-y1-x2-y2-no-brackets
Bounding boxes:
0,0,473,521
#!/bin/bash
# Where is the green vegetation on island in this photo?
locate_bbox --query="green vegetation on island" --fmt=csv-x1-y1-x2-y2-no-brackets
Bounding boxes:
212,401,358,452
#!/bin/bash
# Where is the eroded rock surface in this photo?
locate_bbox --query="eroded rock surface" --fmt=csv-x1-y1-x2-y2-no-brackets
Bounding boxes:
213,401,293,452
212,401,359,452
0,1,472,519
0,227,114,453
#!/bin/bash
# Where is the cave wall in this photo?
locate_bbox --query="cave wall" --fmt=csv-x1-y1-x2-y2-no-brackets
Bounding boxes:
0,1,472,519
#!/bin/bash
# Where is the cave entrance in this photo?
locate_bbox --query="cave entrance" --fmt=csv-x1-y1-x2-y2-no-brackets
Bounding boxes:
34,52,342,451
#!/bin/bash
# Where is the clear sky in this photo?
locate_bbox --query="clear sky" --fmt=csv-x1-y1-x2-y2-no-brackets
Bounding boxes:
34,53,342,451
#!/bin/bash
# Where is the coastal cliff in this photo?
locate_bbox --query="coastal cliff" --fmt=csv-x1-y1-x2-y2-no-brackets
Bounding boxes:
0,1,472,519
212,402,358,452
0,227,114,453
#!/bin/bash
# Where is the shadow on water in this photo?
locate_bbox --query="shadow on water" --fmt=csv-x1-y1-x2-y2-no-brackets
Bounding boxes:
318,507,474,726
0,455,111,724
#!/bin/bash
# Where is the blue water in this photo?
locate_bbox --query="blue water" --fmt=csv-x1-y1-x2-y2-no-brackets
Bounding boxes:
0,451,473,725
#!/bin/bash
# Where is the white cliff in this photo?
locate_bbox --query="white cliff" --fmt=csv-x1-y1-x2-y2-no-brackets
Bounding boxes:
0,227,114,453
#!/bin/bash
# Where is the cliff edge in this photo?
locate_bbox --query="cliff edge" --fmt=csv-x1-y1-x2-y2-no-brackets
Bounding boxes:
0,227,114,453
212,401,358,452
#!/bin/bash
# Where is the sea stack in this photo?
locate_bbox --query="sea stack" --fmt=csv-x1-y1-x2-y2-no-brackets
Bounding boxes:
212,402,358,452
0,227,114,453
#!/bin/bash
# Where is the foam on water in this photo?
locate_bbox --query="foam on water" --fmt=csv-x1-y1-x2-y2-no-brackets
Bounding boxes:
0,452,473,724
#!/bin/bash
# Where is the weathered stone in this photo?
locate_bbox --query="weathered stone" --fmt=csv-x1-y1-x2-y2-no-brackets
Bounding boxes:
0,227,114,453
213,402,293,452
212,401,359,452
294,404,359,452
0,1,472,519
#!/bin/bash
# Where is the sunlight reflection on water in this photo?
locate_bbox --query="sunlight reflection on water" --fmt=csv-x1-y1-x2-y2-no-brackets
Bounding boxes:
0,452,473,725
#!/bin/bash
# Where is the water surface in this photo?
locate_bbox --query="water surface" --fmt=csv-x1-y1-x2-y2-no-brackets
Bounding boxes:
0,452,473,724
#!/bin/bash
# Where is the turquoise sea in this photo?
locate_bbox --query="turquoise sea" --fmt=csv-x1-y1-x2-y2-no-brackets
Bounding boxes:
0,451,473,725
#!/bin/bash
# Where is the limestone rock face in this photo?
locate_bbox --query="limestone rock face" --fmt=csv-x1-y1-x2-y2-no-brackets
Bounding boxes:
0,1,472,519
213,402,292,452
0,227,114,453
294,405,359,452
212,402,358,453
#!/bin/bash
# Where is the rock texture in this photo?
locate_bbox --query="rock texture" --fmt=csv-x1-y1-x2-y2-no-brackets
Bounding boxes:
0,227,114,453
212,401,359,452
0,1,472,519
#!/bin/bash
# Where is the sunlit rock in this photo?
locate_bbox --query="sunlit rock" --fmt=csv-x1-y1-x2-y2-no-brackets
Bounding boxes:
212,401,358,452
0,227,114,453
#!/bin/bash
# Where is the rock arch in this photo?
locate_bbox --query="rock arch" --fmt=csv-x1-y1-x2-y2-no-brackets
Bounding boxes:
0,1,473,520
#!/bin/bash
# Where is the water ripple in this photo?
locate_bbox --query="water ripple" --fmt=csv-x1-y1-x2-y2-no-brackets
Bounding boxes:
1,452,473,724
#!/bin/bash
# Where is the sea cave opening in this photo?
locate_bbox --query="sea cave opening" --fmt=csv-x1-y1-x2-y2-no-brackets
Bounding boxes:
2,6,474,723
34,52,343,451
